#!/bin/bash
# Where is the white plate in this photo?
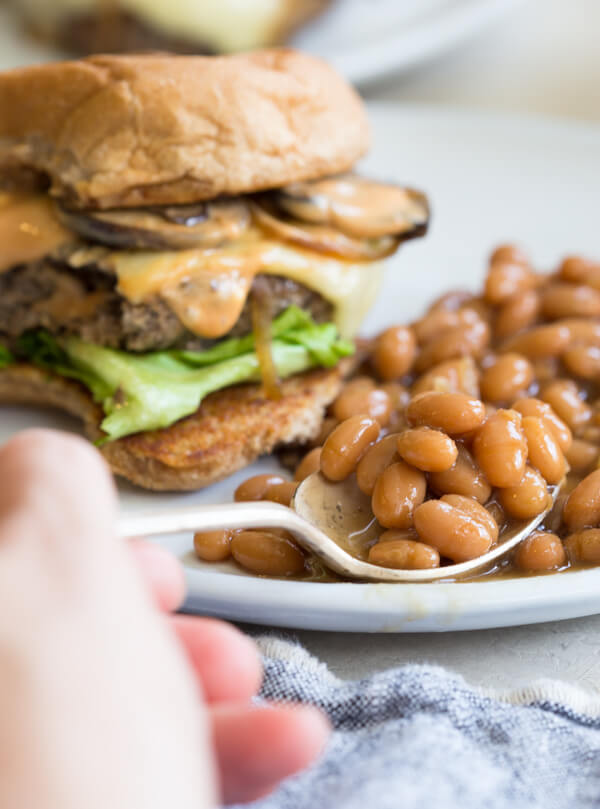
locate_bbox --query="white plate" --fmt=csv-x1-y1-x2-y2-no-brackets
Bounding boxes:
0,1,520,86
294,0,522,86
2,104,600,632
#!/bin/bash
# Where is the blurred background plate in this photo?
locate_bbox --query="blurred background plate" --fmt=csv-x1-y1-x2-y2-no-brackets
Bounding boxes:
1,102,599,632
0,0,523,85
295,0,524,86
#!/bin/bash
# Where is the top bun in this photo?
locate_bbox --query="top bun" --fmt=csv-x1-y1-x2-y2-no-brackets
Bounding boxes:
0,50,369,209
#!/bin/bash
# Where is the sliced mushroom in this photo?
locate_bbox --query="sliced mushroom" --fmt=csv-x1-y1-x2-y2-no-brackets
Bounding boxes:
251,200,400,261
56,199,252,250
273,174,430,240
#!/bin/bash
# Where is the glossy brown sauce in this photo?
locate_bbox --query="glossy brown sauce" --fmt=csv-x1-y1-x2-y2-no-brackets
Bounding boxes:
0,179,400,341
0,193,71,272
281,175,428,239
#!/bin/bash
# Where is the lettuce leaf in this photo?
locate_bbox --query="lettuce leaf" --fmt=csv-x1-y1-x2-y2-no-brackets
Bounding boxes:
0,345,13,369
18,307,353,442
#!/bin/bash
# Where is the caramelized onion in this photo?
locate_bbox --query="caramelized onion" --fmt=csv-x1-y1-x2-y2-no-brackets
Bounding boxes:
56,199,251,250
251,201,399,261
273,174,430,240
251,277,282,400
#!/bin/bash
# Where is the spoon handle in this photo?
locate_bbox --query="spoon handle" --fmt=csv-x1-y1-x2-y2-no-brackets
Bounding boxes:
118,501,303,539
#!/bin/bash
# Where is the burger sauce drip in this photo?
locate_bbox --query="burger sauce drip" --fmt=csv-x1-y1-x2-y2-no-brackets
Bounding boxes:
0,193,72,273
250,277,282,401
280,175,428,240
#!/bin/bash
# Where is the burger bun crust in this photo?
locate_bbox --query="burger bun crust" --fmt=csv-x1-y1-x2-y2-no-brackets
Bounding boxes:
0,50,370,209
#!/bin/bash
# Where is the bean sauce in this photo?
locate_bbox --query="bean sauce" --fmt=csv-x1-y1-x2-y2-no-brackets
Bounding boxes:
194,248,600,581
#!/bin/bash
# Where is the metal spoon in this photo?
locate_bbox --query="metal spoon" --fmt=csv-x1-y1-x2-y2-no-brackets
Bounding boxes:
118,473,563,583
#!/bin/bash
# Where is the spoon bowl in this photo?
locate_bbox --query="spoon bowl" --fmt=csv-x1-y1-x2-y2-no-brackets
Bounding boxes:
118,473,563,583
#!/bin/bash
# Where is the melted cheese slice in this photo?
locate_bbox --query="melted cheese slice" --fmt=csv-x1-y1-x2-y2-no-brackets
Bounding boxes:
112,236,383,339
0,194,383,340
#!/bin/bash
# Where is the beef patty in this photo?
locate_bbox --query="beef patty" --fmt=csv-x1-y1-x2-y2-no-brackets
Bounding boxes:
53,11,215,57
0,252,333,353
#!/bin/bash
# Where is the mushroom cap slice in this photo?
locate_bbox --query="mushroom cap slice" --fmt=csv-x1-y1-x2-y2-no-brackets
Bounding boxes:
274,174,430,240
56,199,252,250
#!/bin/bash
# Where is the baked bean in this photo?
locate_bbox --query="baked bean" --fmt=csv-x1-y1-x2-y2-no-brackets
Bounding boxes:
414,319,490,372
497,466,551,520
413,497,494,562
336,375,373,393
484,261,536,305
490,244,530,266
564,529,600,563
461,298,493,324
372,325,416,380
473,409,528,488
502,323,571,358
480,353,534,404
315,416,338,446
521,416,566,484
531,356,560,383
562,468,600,531
371,461,427,529
235,473,287,502
331,378,392,426
514,531,566,572
356,434,400,496
368,536,440,569
396,427,458,472
428,444,492,503
413,307,481,345
231,531,305,577
294,447,322,482
374,528,419,543
194,529,234,562
262,481,298,506
559,317,600,347
320,416,380,481
513,398,573,452
427,290,474,313
562,345,600,380
580,424,600,443
559,255,600,285
441,494,499,543
565,439,598,472
493,289,540,340
540,380,592,431
381,382,411,411
406,391,486,435
411,357,480,398
540,283,600,319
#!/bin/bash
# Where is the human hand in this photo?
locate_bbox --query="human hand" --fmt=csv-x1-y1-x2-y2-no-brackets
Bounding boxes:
0,430,329,809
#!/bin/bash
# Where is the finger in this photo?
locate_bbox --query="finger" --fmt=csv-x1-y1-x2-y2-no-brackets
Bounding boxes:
171,616,263,703
129,540,186,612
0,429,116,557
211,703,331,804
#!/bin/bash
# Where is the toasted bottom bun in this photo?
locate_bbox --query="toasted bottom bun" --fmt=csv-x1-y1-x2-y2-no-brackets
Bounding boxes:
0,363,350,491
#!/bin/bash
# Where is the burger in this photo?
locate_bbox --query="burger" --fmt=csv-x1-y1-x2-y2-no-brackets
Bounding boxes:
15,0,333,56
0,50,428,490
